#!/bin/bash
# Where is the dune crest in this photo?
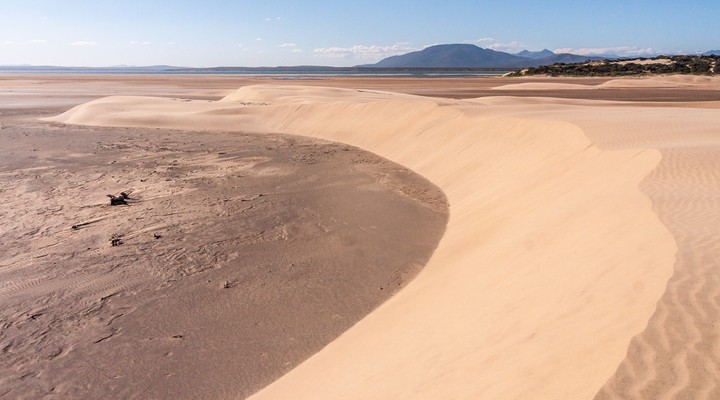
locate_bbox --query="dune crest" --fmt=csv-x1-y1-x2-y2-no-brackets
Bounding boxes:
49,85,675,399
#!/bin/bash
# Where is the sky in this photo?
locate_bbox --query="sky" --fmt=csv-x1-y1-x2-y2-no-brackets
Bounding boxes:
0,0,718,67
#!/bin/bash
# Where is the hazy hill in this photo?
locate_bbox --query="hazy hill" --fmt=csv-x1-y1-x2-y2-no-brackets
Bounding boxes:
371,44,534,68
704,50,720,56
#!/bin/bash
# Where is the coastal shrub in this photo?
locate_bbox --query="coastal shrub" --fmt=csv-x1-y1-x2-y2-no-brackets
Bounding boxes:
512,55,717,77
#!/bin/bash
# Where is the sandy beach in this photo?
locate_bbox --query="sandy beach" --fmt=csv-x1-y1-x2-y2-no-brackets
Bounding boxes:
2,74,720,399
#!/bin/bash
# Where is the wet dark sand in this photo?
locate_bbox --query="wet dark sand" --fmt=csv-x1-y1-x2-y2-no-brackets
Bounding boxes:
0,87,448,399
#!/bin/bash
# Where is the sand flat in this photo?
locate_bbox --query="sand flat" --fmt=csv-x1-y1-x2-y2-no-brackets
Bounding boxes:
0,85,448,399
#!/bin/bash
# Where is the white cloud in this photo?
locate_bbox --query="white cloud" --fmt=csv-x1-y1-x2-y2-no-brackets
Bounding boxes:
3,40,16,45
554,46,656,57
313,43,419,60
265,17,271,21
70,40,97,47
28,39,47,44
256,38,262,41
130,41,152,45
279,42,302,53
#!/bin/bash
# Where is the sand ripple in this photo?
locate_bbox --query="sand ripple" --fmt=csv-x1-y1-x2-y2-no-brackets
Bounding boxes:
596,145,720,400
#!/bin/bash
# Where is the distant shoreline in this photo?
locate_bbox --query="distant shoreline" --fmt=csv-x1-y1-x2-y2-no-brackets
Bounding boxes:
0,66,511,76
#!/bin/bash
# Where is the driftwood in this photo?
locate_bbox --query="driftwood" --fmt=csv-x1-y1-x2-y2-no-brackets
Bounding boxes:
110,234,123,246
107,191,131,206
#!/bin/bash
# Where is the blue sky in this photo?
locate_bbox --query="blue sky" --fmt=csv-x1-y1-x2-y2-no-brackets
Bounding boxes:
0,0,717,67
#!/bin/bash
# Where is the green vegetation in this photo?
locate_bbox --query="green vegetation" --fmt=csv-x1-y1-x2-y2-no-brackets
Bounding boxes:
510,55,720,77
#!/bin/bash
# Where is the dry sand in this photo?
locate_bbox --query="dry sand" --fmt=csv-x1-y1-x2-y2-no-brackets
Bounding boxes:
3,74,720,399
0,80,448,398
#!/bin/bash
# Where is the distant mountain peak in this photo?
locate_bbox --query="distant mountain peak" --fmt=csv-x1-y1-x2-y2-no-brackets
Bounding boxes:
703,50,720,56
516,49,555,59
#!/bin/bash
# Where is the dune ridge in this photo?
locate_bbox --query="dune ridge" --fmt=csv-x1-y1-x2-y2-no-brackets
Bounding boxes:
492,75,720,92
438,88,720,398
49,85,675,399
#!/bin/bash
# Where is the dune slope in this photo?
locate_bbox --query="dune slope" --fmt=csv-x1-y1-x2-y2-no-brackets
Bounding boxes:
49,85,675,399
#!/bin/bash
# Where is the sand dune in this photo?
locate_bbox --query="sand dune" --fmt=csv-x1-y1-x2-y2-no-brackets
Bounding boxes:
48,84,678,399
449,85,720,398
491,82,595,91
600,75,720,89
492,75,720,92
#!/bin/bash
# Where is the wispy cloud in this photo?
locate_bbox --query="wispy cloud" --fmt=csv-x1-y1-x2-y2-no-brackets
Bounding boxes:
313,43,419,60
130,41,152,45
3,40,16,45
28,39,48,44
279,43,302,53
554,46,656,57
70,40,97,47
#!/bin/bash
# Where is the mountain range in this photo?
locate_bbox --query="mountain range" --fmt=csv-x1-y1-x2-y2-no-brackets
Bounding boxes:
367,44,604,68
